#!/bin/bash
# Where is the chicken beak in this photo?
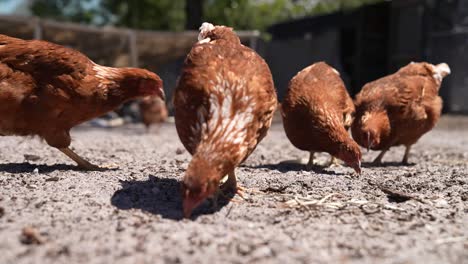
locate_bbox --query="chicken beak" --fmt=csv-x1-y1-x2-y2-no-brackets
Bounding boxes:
182,190,206,218
159,88,166,101
352,160,362,174
183,198,197,218
183,207,192,219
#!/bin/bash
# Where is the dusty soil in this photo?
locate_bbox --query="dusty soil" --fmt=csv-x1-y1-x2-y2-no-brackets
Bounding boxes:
0,116,467,264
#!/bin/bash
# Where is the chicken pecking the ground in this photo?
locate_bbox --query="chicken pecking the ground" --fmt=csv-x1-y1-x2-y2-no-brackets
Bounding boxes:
0,34,164,170
174,23,277,217
139,96,168,132
351,62,450,164
281,62,361,173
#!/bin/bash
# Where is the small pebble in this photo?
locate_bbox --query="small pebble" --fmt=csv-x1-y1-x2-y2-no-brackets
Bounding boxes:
27,184,38,189
24,154,41,161
175,148,184,155
434,199,449,208
116,222,125,232
45,176,60,182
250,246,273,259
20,227,45,245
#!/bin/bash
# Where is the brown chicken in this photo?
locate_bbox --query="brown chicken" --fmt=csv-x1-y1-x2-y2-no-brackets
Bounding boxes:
281,62,361,173
139,96,168,131
0,34,164,170
174,23,277,217
351,62,450,164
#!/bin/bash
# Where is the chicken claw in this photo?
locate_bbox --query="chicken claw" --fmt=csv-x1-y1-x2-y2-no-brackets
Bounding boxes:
220,171,245,199
306,152,341,169
326,156,341,167
100,163,120,170
58,147,102,171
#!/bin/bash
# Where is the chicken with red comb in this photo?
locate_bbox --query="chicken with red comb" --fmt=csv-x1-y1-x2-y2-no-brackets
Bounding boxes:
351,62,450,164
174,22,277,217
0,34,164,170
281,62,362,173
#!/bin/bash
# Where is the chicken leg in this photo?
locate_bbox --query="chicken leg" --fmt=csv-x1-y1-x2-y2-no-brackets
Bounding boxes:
372,148,388,165
402,145,412,165
211,171,245,209
220,171,245,198
58,147,101,171
306,152,315,170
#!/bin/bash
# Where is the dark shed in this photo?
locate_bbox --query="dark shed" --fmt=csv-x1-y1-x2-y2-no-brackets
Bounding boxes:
267,0,468,113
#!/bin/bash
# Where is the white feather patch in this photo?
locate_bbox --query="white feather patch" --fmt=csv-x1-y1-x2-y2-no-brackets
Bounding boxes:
198,22,215,42
198,38,211,44
362,112,371,123
93,63,119,80
331,67,340,75
191,73,254,161
432,63,451,83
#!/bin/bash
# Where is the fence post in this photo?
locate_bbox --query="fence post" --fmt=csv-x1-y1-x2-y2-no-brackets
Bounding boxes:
33,18,42,40
249,30,260,51
128,30,139,67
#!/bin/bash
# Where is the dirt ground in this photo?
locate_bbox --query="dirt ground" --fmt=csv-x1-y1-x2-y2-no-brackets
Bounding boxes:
0,115,467,264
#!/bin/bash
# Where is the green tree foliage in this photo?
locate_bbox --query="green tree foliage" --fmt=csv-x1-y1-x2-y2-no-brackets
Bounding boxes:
30,0,384,31
203,0,290,31
30,0,102,24
203,0,385,31
100,0,185,31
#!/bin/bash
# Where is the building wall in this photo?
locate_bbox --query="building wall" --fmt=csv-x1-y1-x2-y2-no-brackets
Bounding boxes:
266,0,468,113
265,30,344,100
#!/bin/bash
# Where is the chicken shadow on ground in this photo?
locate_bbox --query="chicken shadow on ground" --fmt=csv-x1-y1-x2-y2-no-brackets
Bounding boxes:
362,162,416,168
76,123,166,136
111,175,233,220
0,162,78,174
243,162,346,176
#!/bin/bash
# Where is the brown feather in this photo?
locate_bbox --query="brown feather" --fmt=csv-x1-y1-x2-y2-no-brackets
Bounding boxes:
0,34,164,148
174,24,277,215
281,62,361,170
351,62,449,158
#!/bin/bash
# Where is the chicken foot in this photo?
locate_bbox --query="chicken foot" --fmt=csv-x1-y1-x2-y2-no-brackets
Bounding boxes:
210,171,246,210
220,171,245,199
58,147,102,171
306,152,332,171
326,156,341,167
